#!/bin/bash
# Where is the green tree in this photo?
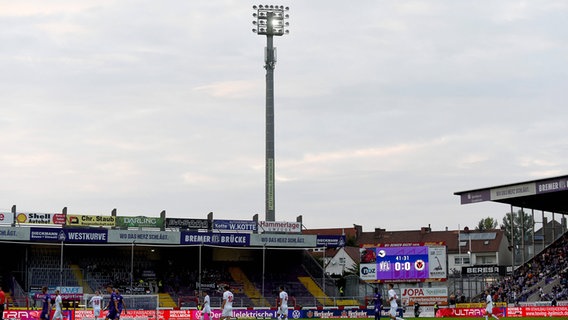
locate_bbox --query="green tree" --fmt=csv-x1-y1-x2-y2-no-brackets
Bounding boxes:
345,235,357,247
501,209,534,245
344,260,360,276
476,217,498,231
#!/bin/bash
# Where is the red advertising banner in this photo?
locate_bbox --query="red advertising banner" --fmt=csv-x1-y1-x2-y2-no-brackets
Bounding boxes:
2,310,72,320
436,307,505,318
75,310,160,320
436,306,568,318
507,306,568,318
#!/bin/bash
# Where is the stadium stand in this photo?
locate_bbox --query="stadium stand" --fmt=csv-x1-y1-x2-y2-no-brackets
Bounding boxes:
482,231,568,303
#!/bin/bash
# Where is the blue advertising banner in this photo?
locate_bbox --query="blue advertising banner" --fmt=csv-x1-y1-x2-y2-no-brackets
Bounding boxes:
299,308,374,319
180,232,250,246
213,219,257,232
193,308,375,319
316,235,346,248
30,227,108,243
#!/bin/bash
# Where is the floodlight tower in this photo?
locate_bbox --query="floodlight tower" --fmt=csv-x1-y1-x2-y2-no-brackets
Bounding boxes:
252,5,290,222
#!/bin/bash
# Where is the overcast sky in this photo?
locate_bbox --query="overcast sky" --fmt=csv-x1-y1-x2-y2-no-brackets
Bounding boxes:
1,1,567,232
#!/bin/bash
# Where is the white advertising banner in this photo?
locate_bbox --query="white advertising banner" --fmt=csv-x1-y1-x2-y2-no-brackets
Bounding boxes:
15,212,66,225
250,234,316,247
258,221,301,233
401,287,448,306
0,226,30,241
0,212,14,225
107,229,180,244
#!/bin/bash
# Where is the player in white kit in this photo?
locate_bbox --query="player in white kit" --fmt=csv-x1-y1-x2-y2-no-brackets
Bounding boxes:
52,290,64,320
278,286,288,320
220,285,233,320
90,290,103,320
387,284,404,320
484,290,499,320
200,291,212,320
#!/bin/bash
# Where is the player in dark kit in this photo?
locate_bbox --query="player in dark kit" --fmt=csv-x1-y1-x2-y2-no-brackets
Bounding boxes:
104,286,118,320
373,287,382,320
115,289,127,319
40,286,51,320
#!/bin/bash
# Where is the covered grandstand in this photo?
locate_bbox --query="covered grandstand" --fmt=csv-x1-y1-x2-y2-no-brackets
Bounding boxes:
0,215,350,310
455,174,568,304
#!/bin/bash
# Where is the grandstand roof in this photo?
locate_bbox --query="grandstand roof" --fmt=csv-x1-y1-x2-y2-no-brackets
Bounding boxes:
454,174,568,214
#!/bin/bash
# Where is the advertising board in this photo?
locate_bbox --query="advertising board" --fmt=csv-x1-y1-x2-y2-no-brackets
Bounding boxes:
360,243,447,282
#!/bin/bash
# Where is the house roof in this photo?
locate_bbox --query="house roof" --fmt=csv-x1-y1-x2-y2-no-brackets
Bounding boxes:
302,226,359,239
356,227,505,254
342,246,361,262
303,225,506,254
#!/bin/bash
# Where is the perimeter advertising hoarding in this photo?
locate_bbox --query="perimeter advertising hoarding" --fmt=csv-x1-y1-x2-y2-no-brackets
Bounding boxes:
2,310,72,320
360,243,447,282
249,234,317,247
30,227,108,243
66,214,116,227
180,231,250,246
508,306,568,317
437,307,506,318
16,212,65,225
74,308,375,320
0,212,14,225
107,229,179,244
11,306,568,320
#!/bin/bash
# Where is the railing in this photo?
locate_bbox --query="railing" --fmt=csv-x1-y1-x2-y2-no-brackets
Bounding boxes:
10,277,29,308
178,295,368,309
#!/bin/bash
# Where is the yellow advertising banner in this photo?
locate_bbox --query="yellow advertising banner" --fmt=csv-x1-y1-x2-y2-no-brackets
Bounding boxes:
67,214,116,226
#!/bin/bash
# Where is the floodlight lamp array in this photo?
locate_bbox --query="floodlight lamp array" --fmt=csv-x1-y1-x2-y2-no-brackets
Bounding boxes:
252,5,290,36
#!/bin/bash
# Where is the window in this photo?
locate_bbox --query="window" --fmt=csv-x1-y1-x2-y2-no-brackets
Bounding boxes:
338,257,346,265
480,256,496,264
454,256,470,265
